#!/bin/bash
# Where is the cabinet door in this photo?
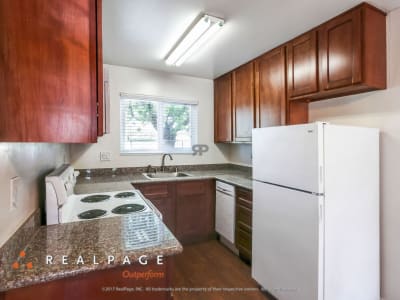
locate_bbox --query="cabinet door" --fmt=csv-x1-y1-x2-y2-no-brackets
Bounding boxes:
319,8,362,90
232,62,255,142
0,0,101,142
96,0,104,137
214,73,232,142
175,180,215,244
134,183,176,233
255,47,286,127
287,31,318,99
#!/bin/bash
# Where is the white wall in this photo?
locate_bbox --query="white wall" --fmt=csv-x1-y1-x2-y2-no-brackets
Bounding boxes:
70,65,229,169
228,144,252,166
0,143,69,247
309,8,400,300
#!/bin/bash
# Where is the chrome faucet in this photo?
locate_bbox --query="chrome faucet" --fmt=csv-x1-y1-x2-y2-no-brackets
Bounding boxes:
160,153,173,172
146,164,157,174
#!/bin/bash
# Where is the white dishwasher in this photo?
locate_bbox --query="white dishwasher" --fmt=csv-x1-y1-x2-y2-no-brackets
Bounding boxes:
215,181,235,244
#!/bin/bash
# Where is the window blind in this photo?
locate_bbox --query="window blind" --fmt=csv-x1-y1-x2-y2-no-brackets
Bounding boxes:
120,94,198,154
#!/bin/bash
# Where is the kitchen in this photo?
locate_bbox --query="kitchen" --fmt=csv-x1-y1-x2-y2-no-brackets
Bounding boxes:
0,0,399,300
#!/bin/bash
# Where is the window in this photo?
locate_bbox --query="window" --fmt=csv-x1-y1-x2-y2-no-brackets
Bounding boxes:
120,94,198,154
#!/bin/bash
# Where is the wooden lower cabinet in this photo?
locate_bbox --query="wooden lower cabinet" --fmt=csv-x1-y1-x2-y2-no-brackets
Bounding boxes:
1,259,172,300
133,179,215,245
134,182,176,233
175,180,215,244
235,187,253,263
236,225,252,261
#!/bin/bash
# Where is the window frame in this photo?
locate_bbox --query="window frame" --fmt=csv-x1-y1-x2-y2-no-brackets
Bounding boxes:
119,93,198,155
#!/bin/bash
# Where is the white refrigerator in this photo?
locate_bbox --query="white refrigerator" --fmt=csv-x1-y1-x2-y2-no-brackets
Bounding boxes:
252,122,379,300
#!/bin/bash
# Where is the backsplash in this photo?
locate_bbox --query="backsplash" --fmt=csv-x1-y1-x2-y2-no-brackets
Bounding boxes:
76,163,252,178
228,144,252,166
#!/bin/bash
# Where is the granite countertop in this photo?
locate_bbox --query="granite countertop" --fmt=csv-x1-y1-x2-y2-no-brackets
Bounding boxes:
74,168,253,195
0,212,182,292
0,165,248,292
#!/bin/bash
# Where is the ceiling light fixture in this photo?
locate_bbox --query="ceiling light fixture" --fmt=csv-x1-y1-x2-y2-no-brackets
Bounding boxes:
165,14,225,67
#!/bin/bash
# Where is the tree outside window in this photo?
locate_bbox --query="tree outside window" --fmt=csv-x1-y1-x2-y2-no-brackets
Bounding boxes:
120,97,197,153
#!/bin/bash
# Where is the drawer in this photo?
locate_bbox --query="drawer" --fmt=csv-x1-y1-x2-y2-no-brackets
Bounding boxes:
237,220,252,234
176,180,207,196
134,183,171,198
237,245,252,261
236,204,252,229
236,187,252,200
237,197,252,209
235,227,252,259
236,188,252,209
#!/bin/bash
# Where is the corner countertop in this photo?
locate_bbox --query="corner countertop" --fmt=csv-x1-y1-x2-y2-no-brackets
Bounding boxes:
74,168,253,195
0,165,250,292
0,212,182,292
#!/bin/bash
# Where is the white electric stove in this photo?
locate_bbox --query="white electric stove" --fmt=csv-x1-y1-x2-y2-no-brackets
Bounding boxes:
45,164,158,225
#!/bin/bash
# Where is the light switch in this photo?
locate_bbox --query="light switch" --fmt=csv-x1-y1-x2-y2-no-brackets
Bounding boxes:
10,176,21,211
100,152,111,161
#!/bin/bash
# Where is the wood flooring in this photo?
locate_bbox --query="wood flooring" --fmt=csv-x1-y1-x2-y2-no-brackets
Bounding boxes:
172,240,271,300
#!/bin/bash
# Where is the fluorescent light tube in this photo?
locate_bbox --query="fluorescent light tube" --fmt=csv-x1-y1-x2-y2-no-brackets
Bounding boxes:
165,14,224,66
175,21,223,66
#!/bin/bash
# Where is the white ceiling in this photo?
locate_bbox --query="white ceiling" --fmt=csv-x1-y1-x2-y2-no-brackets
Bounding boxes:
103,0,400,79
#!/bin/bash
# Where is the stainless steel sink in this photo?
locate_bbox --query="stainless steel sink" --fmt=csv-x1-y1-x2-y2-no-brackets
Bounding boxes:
142,172,192,180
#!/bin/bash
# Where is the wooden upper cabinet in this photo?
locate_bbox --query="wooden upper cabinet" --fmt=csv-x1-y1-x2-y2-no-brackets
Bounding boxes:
212,3,386,140
255,46,287,127
320,8,362,90
318,3,386,95
232,62,255,142
214,73,232,142
0,0,103,143
96,0,104,137
286,31,318,99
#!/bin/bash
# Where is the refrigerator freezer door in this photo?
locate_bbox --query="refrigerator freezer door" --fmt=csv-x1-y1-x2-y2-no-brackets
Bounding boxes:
252,123,324,194
252,181,323,300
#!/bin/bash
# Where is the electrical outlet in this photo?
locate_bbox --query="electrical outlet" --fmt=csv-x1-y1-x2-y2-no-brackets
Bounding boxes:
100,152,111,161
10,176,21,211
